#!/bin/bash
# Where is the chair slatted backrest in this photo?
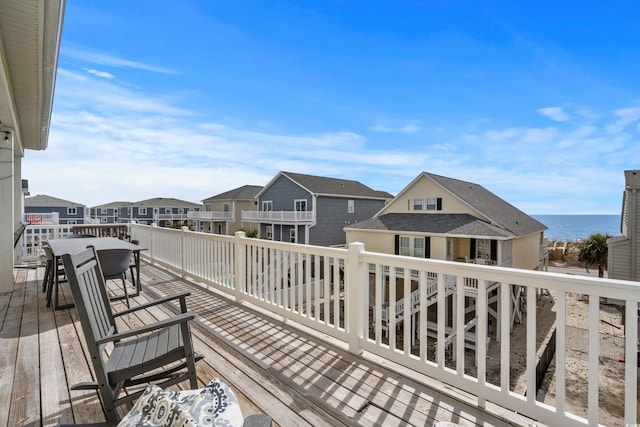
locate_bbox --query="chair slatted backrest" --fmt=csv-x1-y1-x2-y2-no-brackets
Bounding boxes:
61,246,117,348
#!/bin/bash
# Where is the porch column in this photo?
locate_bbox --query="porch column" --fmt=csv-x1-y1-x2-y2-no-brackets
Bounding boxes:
0,132,14,293
13,155,22,264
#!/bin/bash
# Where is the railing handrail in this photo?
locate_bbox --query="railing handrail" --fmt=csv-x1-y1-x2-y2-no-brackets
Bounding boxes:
125,223,639,427
187,210,234,220
241,210,314,223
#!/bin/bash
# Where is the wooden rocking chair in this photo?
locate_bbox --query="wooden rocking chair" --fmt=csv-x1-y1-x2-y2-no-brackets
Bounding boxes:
61,246,202,424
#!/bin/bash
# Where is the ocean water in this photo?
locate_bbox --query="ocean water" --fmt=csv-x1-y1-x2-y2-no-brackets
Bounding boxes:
532,215,621,242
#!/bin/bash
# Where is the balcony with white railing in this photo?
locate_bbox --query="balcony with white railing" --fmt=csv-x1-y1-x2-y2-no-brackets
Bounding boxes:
125,223,639,427
22,212,59,224
187,210,234,221
153,212,193,222
241,210,314,224
13,223,639,426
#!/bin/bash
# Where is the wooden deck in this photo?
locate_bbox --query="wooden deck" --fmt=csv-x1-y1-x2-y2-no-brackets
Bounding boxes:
1,260,541,427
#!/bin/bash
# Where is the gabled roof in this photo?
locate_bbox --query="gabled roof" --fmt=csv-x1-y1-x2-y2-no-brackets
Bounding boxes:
202,185,263,202
92,201,133,209
349,213,513,238
133,197,201,208
25,194,85,207
259,171,393,200
373,172,546,238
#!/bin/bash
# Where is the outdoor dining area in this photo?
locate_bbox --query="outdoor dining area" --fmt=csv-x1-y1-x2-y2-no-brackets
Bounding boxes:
1,230,539,427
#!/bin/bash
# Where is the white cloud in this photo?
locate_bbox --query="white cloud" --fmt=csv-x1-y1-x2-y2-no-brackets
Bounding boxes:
63,45,178,74
372,123,420,134
538,106,570,122
86,68,115,79
607,107,640,133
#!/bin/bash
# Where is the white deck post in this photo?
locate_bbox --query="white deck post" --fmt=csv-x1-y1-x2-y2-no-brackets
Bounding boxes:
347,242,365,355
234,231,246,301
0,132,14,293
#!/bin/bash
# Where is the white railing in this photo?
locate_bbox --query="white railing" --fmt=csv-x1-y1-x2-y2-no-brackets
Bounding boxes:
125,224,639,427
241,210,314,223
22,212,59,224
153,213,194,222
18,224,131,261
187,210,234,221
20,224,76,260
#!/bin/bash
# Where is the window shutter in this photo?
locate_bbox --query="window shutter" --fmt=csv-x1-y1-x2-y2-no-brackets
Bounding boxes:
470,238,476,258
394,235,399,255
437,197,442,210
490,240,498,261
425,236,431,258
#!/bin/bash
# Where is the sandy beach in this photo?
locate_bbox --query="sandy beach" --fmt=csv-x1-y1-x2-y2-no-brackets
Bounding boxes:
509,242,632,426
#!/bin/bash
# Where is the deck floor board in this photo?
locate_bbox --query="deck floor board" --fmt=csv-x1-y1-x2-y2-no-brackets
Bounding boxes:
0,260,539,427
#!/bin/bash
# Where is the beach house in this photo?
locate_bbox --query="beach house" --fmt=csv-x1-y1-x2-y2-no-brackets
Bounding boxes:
242,171,393,246
191,185,263,235
345,171,548,270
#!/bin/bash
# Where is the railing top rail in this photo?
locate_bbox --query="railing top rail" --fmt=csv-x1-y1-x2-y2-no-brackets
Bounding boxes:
359,248,640,300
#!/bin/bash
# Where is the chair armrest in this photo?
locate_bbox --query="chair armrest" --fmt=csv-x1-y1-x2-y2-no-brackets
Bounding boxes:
243,414,273,427
113,291,191,317
96,311,196,345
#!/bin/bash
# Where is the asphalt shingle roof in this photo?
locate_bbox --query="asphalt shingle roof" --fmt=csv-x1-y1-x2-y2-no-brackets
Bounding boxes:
25,194,85,207
350,213,513,237
423,172,547,236
203,185,263,202
282,172,393,199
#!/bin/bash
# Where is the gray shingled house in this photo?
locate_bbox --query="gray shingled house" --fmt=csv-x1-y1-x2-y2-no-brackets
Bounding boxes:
24,194,88,225
242,171,393,246
608,170,640,282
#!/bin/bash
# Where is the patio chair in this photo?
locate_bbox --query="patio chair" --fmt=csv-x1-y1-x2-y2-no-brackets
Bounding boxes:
42,242,67,307
60,246,202,424
96,248,133,308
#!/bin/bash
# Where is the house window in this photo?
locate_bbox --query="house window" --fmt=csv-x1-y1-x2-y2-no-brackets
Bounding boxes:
67,207,77,215
101,208,107,214
100,217,107,223
294,199,307,211
139,208,147,215
414,237,425,257
399,236,411,256
413,198,423,211
399,235,426,257
262,201,273,211
476,238,491,259
67,220,77,224
425,197,443,211
290,228,296,243
165,208,172,214
348,199,355,213
266,225,273,240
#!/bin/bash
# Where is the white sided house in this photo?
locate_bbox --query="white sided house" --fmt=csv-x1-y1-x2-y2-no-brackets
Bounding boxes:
344,172,549,351
345,172,548,270
191,185,263,235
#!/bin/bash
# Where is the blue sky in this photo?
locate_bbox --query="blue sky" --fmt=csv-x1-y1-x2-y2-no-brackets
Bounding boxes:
23,1,640,214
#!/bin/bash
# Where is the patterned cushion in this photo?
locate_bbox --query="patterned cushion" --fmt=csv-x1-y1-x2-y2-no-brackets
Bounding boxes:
117,378,244,427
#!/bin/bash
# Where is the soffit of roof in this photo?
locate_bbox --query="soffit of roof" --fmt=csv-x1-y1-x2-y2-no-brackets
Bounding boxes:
0,0,65,152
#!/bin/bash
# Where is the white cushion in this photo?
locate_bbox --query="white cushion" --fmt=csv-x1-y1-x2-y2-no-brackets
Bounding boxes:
117,378,245,427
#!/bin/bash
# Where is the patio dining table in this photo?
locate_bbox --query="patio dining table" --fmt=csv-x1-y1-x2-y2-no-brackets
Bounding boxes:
45,237,146,310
